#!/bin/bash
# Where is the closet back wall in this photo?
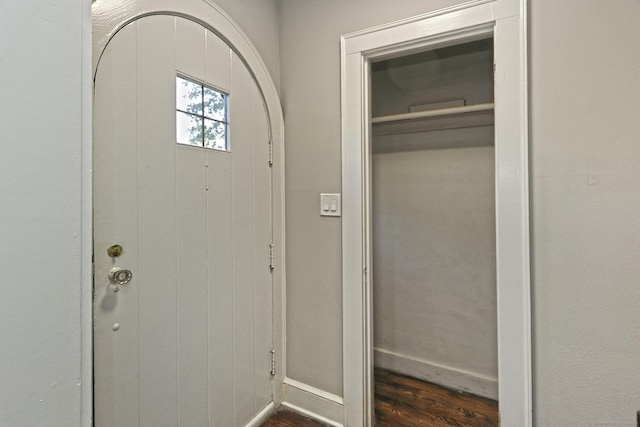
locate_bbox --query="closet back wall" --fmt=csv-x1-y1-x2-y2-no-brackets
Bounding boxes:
371,43,498,399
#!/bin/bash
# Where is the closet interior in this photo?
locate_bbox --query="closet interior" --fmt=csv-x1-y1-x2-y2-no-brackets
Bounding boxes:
370,37,499,423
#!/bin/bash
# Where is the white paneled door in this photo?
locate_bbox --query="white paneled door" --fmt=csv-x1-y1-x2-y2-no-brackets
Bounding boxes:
93,15,273,427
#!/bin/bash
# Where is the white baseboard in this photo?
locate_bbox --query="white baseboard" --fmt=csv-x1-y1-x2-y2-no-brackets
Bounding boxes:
374,348,498,400
245,401,275,427
282,377,344,426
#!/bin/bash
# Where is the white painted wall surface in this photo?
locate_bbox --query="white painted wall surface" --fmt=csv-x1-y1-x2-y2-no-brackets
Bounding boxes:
213,0,281,94
370,41,494,118
530,1,640,425
0,1,89,426
372,142,497,398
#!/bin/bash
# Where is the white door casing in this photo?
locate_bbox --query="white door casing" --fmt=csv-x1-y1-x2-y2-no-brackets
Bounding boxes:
92,3,285,426
341,1,530,426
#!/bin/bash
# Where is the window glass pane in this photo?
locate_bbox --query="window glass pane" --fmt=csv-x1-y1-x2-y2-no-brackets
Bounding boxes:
203,87,226,121
176,77,203,115
204,119,227,151
177,111,203,146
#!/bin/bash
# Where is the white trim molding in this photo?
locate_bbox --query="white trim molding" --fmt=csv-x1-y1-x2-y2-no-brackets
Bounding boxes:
91,0,286,410
281,403,343,427
340,0,530,426
245,402,276,427
81,0,93,425
282,378,344,427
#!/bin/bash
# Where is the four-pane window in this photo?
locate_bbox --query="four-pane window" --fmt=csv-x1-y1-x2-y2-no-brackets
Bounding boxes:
176,75,229,151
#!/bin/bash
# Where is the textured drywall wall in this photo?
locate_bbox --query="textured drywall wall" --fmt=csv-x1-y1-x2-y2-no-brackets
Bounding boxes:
213,0,280,94
372,144,497,391
278,0,475,397
530,1,640,425
0,1,87,425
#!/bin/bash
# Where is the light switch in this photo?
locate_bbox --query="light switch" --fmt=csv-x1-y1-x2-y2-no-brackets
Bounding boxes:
320,193,341,217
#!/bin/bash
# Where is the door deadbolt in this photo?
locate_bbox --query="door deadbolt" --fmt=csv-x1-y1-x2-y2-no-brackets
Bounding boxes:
109,267,133,286
107,244,123,258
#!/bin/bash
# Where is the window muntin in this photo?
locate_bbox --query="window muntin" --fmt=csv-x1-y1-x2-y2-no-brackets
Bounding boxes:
176,75,228,151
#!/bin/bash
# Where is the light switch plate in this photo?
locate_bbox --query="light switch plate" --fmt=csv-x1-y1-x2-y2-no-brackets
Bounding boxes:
320,193,341,217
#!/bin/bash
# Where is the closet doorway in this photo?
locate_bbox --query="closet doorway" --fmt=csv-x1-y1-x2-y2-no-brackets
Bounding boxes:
340,2,530,425
370,39,499,425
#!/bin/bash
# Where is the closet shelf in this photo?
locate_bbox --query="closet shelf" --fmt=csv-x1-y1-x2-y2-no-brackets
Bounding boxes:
372,103,494,124
371,103,494,136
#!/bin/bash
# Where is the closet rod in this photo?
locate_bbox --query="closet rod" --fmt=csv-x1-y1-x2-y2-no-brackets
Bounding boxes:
371,103,495,124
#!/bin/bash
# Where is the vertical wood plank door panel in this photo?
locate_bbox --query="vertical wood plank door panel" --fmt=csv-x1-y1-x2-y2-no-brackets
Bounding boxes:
231,52,257,427
136,16,179,427
93,21,140,427
176,146,209,427
207,150,235,427
175,19,209,427
94,15,274,427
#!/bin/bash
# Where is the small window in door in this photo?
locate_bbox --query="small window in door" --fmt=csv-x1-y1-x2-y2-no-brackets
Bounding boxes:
176,75,229,151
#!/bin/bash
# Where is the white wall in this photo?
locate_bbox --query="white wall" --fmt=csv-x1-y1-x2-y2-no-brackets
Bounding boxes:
213,0,280,94
0,1,90,426
372,143,497,398
530,1,640,425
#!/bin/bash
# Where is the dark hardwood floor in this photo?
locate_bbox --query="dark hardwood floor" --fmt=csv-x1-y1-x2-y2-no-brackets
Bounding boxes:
261,409,327,427
262,369,498,427
375,368,498,427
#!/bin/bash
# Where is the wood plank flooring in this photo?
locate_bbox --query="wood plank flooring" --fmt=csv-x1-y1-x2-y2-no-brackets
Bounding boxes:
262,369,498,427
261,409,326,427
375,368,498,426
